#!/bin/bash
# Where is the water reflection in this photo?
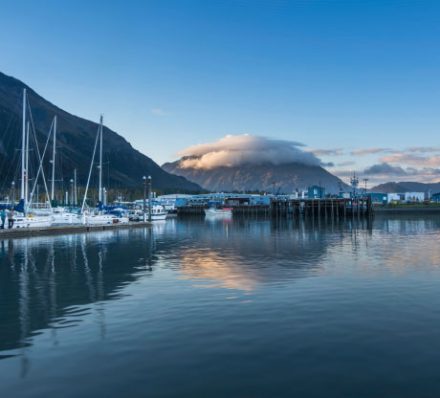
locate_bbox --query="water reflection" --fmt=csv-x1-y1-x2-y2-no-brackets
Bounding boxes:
173,217,373,290
2,216,440,398
2,215,440,382
0,228,156,368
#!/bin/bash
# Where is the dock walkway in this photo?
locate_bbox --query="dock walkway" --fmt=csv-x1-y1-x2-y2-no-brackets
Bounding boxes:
0,221,152,239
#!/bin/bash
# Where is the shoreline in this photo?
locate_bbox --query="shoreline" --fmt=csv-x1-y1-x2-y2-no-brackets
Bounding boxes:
1,208,440,240
374,206,440,214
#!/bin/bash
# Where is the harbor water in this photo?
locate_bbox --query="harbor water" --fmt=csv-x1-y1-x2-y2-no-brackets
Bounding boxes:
1,215,440,397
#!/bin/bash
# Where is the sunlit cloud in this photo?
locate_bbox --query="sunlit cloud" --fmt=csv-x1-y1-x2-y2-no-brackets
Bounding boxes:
380,153,440,168
178,134,323,169
350,147,392,156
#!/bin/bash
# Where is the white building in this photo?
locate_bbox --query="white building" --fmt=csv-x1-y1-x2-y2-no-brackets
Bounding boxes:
404,192,424,203
387,193,403,203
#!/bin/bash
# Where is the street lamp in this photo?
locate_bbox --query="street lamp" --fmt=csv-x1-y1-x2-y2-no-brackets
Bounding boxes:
147,175,152,222
11,181,15,206
70,179,74,206
142,176,147,222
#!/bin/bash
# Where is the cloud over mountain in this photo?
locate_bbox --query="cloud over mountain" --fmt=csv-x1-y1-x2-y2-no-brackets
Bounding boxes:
177,135,323,170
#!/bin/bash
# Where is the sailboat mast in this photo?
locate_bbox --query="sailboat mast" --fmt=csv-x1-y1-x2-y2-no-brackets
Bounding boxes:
21,88,26,200
24,121,30,209
98,115,103,203
98,115,104,203
74,168,77,206
51,115,57,201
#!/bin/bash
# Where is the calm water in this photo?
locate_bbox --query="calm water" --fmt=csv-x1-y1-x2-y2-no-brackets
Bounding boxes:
1,216,440,397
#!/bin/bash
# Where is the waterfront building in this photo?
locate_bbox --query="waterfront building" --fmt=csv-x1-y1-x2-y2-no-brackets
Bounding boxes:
431,192,440,203
307,185,325,199
387,193,403,204
404,192,425,203
367,192,388,205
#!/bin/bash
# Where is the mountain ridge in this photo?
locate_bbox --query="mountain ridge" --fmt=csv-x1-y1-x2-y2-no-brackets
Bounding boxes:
162,158,350,194
371,181,440,193
0,71,201,195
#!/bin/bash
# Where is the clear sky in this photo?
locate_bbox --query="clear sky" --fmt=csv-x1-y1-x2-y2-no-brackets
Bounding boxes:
1,0,439,185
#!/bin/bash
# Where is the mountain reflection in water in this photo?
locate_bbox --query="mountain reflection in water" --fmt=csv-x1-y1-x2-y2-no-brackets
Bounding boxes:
0,219,371,356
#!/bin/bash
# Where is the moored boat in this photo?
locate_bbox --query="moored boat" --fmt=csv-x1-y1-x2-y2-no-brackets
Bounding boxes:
204,207,233,217
149,204,167,221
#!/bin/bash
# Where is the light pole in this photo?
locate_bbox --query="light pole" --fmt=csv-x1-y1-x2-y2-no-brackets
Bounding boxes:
142,176,147,222
11,181,15,206
147,175,152,222
70,179,74,206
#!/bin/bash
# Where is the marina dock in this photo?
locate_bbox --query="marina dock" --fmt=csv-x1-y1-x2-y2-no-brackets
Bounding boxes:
0,221,152,239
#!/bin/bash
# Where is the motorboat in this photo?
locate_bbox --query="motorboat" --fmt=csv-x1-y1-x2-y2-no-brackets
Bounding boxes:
204,207,233,217
149,204,167,221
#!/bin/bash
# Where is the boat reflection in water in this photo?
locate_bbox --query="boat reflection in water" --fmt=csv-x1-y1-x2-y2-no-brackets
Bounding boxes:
0,228,156,377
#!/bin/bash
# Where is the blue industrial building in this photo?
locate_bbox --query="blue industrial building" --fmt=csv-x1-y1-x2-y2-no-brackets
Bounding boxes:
308,185,325,199
367,192,388,205
431,192,440,203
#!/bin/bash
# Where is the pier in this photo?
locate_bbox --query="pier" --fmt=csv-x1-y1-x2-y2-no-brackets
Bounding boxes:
269,197,373,219
178,197,373,219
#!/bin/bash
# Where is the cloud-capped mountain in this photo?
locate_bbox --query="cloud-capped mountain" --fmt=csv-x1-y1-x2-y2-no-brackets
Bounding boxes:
163,135,349,193
0,71,201,194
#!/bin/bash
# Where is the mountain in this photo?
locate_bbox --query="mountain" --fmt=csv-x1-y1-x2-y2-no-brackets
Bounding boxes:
0,71,201,195
162,157,349,193
371,181,440,194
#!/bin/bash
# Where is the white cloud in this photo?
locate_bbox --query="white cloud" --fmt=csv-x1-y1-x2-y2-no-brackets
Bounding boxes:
178,134,323,170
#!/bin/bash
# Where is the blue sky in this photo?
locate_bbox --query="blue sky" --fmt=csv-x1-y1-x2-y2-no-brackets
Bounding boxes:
1,0,439,185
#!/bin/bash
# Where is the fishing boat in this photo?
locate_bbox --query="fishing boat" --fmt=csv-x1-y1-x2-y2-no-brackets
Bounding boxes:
149,204,167,221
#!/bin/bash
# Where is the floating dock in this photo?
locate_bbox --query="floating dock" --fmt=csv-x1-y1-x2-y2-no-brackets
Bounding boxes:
0,221,152,239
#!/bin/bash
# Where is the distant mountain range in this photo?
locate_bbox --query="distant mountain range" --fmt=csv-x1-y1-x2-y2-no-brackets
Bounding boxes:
0,71,201,195
162,157,349,193
371,181,440,194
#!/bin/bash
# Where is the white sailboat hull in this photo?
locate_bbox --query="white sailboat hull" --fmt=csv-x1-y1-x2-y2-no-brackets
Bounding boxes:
83,214,129,225
51,212,83,225
11,216,52,229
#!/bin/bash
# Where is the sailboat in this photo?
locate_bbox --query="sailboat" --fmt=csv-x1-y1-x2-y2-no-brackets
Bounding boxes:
46,116,82,225
81,116,128,225
11,89,52,229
